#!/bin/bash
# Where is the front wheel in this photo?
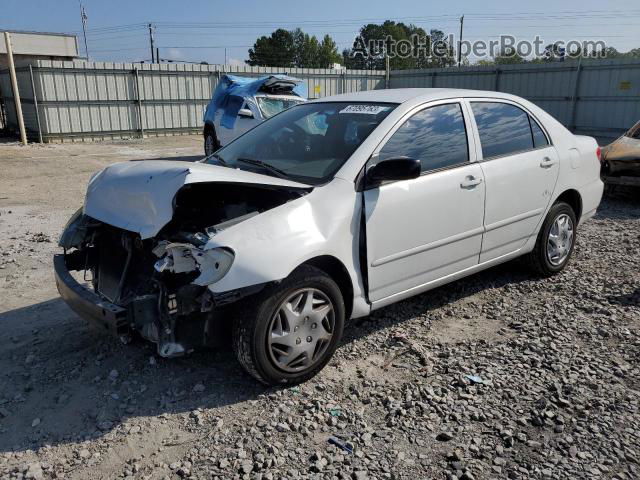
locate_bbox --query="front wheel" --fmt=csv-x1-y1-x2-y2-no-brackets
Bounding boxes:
526,201,577,276
232,266,345,385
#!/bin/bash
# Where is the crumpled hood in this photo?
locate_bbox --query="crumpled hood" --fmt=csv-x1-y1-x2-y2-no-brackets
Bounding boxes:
84,160,309,239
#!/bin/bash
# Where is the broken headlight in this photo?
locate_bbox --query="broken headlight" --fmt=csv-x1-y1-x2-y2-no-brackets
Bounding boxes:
153,242,234,286
59,207,83,247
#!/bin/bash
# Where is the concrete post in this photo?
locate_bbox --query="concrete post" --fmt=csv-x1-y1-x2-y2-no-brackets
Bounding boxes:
4,32,27,145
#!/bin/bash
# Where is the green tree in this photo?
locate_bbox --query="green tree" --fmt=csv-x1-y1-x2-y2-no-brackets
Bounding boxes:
247,29,296,67
248,29,342,68
626,48,640,58
318,35,342,67
291,28,319,67
494,46,525,65
542,42,565,62
342,21,455,70
590,46,621,59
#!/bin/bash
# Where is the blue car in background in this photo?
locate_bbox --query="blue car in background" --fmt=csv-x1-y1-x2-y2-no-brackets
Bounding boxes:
203,74,307,155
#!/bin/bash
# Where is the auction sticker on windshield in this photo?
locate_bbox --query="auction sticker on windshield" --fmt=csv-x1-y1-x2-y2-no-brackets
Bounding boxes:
340,105,391,115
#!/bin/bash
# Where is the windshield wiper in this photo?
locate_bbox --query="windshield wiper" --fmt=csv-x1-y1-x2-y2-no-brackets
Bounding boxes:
236,158,289,179
207,153,228,166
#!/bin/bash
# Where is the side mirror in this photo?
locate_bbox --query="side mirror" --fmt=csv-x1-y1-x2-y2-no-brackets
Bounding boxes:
366,157,421,187
238,108,254,118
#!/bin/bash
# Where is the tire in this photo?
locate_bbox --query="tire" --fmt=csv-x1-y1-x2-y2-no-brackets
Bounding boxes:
203,128,218,156
526,201,577,276
232,265,345,385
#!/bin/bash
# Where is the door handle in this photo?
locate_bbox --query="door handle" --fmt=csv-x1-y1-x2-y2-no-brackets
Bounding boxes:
460,175,483,189
540,157,556,168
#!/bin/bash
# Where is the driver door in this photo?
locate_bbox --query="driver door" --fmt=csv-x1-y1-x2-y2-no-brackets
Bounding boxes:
364,101,486,305
215,99,259,145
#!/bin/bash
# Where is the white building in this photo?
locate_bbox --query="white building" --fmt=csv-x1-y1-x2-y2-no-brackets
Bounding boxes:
0,30,79,68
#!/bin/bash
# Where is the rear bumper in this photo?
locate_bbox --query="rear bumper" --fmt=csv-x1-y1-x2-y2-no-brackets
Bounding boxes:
53,254,130,336
579,178,604,225
606,158,640,177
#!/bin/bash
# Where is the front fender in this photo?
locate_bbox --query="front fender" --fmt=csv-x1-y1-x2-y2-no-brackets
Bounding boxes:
203,178,368,316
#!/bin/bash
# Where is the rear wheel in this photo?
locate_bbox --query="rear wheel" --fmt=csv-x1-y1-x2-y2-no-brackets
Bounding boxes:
232,265,345,385
526,201,577,276
204,128,218,156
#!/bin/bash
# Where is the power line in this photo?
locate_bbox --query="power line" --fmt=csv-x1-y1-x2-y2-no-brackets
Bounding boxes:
71,9,640,35
90,46,150,52
152,10,640,25
159,45,253,49
75,9,640,64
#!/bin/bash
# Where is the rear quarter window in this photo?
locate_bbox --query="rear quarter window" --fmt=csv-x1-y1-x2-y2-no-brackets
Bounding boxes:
530,116,549,148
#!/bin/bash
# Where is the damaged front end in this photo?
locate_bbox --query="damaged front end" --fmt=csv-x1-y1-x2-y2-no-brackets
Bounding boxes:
54,180,308,357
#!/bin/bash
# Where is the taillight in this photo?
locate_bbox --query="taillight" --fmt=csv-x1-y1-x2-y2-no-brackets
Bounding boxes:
596,146,602,162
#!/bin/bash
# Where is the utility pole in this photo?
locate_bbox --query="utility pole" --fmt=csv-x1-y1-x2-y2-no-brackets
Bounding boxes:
156,47,160,64
79,2,89,60
457,15,464,67
148,23,155,63
4,32,27,145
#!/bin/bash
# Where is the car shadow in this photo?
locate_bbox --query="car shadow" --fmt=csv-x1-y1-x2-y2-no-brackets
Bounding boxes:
600,185,640,219
342,260,532,345
607,287,640,307
0,297,262,453
0,258,532,454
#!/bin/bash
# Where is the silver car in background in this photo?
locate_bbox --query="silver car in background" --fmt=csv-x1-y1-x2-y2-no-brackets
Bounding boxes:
203,74,306,155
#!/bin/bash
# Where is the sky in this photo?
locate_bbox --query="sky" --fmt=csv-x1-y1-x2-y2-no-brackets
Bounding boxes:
2,0,639,64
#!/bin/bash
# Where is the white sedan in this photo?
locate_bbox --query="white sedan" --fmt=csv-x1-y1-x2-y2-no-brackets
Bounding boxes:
55,88,603,385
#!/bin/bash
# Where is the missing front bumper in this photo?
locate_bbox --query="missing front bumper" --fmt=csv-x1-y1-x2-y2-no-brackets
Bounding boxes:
54,252,241,354
53,254,132,336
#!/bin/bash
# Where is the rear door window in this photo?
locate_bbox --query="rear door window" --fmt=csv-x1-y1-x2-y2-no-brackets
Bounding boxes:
471,102,534,158
379,103,469,173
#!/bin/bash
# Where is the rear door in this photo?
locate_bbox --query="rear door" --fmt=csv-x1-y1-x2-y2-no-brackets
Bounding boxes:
467,100,559,263
364,100,486,304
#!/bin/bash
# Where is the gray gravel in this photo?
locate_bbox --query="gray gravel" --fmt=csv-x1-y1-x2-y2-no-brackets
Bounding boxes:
1,169,639,479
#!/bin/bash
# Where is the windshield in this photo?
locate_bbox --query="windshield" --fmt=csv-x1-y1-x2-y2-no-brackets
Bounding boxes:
257,96,305,118
625,121,640,140
206,102,396,185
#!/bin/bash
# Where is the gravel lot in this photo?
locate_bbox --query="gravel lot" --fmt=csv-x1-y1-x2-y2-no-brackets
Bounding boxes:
0,137,639,480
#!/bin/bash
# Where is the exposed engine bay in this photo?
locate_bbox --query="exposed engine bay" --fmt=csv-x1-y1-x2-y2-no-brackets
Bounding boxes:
58,182,308,357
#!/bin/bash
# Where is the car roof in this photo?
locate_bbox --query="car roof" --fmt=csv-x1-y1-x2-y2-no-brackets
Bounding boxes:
310,88,525,105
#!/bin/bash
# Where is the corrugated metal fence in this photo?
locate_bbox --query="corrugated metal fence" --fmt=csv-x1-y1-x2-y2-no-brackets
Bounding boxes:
391,59,640,142
0,60,385,142
1,58,639,142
